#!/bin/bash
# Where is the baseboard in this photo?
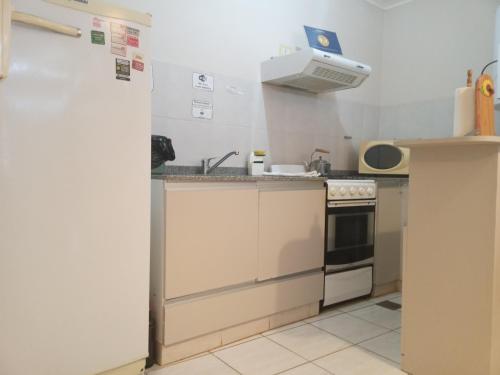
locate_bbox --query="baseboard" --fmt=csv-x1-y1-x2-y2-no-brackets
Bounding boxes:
373,281,399,297
156,302,319,365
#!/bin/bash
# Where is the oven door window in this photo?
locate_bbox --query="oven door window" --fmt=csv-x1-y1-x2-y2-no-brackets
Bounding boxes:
326,205,375,268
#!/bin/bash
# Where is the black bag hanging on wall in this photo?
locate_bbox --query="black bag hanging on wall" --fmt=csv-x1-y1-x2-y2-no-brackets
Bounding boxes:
151,135,175,169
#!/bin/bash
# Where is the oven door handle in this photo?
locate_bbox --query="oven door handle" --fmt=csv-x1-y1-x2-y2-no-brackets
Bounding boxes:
328,200,376,208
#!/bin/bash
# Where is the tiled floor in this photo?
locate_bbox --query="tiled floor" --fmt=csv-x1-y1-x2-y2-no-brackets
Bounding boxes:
147,292,405,375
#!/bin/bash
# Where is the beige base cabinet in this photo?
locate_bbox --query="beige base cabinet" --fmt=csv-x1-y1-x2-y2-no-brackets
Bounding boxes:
164,183,259,299
258,182,326,281
150,179,325,364
398,137,500,375
373,178,408,293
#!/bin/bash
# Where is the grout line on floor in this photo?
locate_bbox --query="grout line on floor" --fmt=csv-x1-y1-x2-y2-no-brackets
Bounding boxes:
263,332,354,365
302,317,382,347
308,343,356,363
209,352,243,375
273,361,335,375
344,309,401,332
354,344,402,367
261,334,314,362
353,328,399,346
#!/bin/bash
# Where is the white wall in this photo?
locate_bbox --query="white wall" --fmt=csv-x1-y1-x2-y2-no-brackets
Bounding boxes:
379,0,500,139
116,0,500,167
116,0,384,170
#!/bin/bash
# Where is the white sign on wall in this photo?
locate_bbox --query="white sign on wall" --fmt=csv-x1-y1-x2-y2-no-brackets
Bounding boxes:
193,72,214,91
192,99,213,120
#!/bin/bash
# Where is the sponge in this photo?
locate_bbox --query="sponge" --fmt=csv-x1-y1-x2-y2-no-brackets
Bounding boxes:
253,150,266,156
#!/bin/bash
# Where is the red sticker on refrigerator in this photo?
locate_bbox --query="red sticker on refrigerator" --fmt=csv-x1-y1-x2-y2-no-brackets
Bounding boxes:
132,54,144,72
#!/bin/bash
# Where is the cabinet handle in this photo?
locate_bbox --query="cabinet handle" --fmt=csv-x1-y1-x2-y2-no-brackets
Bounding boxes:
12,10,81,37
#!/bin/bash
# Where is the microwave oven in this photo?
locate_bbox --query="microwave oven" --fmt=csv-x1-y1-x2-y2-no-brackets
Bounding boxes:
358,140,410,175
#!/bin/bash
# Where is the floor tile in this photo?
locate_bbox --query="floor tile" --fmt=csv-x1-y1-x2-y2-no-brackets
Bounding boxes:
359,331,402,364
262,321,305,336
336,298,375,313
277,363,331,375
390,296,402,305
267,324,351,360
312,313,389,344
349,305,401,330
213,337,306,375
148,354,238,375
303,308,343,323
314,346,405,375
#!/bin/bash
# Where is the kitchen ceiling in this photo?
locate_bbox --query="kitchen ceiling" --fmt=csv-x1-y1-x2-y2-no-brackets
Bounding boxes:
365,0,414,10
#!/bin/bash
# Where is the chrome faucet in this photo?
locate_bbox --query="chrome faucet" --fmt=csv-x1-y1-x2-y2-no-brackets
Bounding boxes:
202,151,239,175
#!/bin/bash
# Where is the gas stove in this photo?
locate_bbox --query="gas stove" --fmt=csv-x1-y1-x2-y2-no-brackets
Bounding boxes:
323,179,377,307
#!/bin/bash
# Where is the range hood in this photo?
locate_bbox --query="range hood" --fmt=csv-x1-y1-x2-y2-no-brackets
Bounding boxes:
261,48,372,93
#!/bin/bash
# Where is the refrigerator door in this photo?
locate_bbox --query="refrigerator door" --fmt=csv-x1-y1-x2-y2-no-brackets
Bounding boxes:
0,1,151,375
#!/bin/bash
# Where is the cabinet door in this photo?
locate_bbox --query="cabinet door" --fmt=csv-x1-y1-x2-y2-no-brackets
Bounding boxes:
374,180,402,286
165,183,258,299
258,186,325,281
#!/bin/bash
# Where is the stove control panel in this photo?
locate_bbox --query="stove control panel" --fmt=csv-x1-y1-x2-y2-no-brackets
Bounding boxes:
327,180,377,201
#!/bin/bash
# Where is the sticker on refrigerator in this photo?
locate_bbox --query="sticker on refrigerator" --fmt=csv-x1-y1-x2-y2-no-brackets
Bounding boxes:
91,30,105,45
193,72,214,91
116,59,131,81
111,43,127,57
132,53,144,72
111,23,127,45
192,99,213,120
92,17,105,29
127,27,140,48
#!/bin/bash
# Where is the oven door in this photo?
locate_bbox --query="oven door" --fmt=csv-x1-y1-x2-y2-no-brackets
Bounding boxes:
326,200,375,272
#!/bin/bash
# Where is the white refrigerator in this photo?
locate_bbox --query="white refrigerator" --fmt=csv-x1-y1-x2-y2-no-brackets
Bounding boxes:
0,1,151,375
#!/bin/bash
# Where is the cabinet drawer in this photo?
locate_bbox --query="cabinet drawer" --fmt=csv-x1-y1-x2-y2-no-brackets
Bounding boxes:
258,188,325,280
165,185,258,299
163,272,324,345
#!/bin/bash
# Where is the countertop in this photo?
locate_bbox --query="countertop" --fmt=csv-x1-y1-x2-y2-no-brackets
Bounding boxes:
152,166,408,182
152,174,326,183
396,136,500,148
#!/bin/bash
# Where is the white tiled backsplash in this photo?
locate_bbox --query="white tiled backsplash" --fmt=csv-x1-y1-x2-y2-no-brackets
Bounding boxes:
152,60,380,171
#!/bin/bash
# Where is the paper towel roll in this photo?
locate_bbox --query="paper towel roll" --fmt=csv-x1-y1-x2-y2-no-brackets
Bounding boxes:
453,87,475,136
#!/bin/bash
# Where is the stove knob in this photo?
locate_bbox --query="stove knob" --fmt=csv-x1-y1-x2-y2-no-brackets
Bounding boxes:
367,187,374,196
349,187,358,196
329,187,338,196
339,187,347,196
359,187,367,196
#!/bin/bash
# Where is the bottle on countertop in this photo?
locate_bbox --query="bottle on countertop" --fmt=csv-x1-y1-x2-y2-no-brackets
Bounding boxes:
248,150,266,176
